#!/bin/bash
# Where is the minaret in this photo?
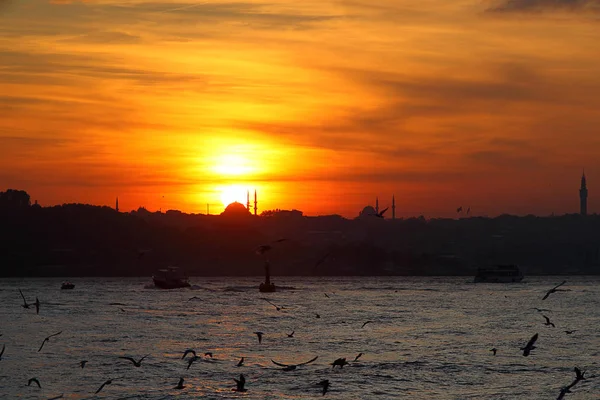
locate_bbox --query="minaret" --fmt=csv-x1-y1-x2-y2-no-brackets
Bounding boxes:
392,195,396,220
246,190,250,210
254,190,257,216
580,170,588,216
116,197,119,213
375,197,379,214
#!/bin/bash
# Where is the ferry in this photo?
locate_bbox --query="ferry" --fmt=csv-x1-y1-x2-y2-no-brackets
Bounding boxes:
61,281,75,290
474,264,524,283
152,266,191,289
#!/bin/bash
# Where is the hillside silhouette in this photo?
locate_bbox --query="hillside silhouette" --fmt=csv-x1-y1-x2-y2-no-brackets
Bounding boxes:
1,189,599,277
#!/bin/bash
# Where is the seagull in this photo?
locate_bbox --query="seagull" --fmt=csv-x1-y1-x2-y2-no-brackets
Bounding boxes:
233,374,247,392
490,348,497,356
375,207,388,218
317,379,330,396
574,367,586,381
254,331,264,344
564,330,577,335
34,297,40,315
182,349,196,359
187,355,200,370
533,308,552,313
543,315,555,328
38,331,62,352
260,298,282,311
521,333,538,357
255,245,272,256
0,344,5,360
46,395,64,400
19,289,30,309
361,321,373,328
28,377,41,388
204,352,213,358
543,280,567,300
80,360,88,368
353,352,363,362
287,331,295,338
324,293,330,298
315,313,321,318
237,357,244,367
119,355,149,367
271,356,318,371
174,377,185,389
95,378,119,394
188,296,201,301
331,358,349,369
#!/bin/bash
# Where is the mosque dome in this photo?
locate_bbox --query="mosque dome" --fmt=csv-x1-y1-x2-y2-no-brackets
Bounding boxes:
221,202,251,217
359,205,377,217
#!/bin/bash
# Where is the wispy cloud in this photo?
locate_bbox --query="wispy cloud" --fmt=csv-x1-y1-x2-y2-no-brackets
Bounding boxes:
486,0,600,13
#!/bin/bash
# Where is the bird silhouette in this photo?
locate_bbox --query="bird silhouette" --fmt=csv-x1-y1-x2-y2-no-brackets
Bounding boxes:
34,297,40,315
233,374,247,392
375,207,388,218
46,395,64,400
254,331,264,344
187,356,200,370
181,349,196,359
204,352,213,358
174,377,185,389
361,321,373,328
260,298,282,311
237,357,244,367
80,360,88,368
353,352,363,362
287,330,295,338
521,333,538,357
490,348,497,356
543,315,555,328
317,379,330,395
19,289,30,309
38,331,62,352
95,378,119,394
542,281,567,300
0,344,5,360
574,367,586,381
28,377,41,388
564,330,577,335
271,356,318,371
119,355,149,367
331,358,349,368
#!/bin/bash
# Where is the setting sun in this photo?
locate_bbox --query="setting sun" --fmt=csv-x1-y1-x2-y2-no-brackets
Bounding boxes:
219,184,250,208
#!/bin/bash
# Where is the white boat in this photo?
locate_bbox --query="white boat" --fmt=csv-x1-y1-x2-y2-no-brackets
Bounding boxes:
474,265,524,283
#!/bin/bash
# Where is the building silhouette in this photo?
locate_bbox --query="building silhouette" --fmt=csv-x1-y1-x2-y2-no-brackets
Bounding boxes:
580,171,588,216
254,190,258,216
116,197,119,213
392,195,396,220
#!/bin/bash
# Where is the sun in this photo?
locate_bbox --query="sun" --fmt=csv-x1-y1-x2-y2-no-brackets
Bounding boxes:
219,185,249,208
212,154,255,176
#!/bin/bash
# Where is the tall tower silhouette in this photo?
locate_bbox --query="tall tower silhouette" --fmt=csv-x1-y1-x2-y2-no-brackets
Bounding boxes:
246,190,250,210
580,171,588,216
254,190,257,216
375,197,379,214
392,195,396,220
116,197,119,213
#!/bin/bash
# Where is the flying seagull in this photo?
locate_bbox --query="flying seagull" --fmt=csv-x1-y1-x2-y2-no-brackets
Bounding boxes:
188,296,201,301
0,344,5,360
80,360,88,368
287,330,295,338
119,355,149,367
324,293,330,298
19,289,30,309
533,308,552,313
318,379,330,396
521,333,538,357
353,352,363,362
331,358,349,369
490,348,497,356
237,357,244,367
28,377,41,388
38,331,62,352
271,356,318,371
564,330,577,335
375,207,388,218
543,315,555,328
34,297,40,315
254,331,264,344
174,377,185,389
46,395,64,400
181,349,196,359
543,281,567,300
187,355,200,370
233,374,247,392
361,321,374,328
95,378,120,394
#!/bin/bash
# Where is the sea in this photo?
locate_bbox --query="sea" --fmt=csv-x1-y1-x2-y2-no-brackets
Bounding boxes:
0,276,599,399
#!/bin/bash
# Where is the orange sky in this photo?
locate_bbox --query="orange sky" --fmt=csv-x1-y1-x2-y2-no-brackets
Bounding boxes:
1,0,599,217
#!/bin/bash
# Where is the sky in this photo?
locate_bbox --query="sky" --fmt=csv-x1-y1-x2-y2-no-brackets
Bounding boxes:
1,0,600,218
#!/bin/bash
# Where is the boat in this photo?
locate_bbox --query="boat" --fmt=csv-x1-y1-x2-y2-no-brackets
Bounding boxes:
61,282,75,290
474,264,524,283
259,260,276,292
152,266,191,289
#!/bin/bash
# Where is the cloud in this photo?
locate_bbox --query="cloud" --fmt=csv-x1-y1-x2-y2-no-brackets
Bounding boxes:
486,0,600,13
